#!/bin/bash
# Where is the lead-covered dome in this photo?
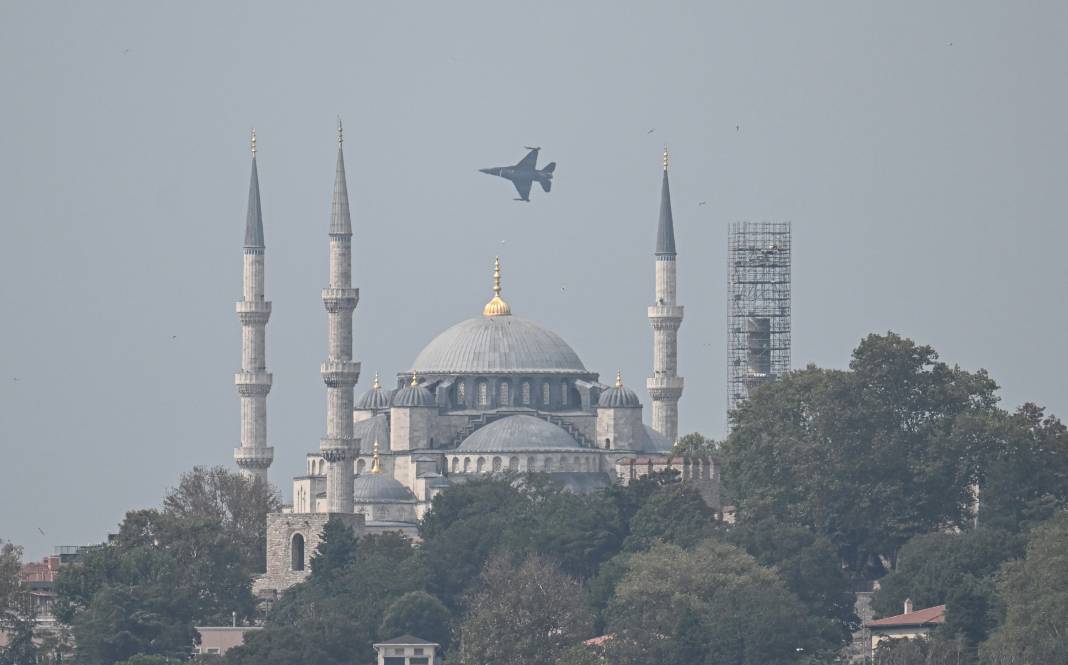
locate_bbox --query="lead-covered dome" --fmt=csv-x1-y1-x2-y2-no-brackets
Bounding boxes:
353,473,417,502
598,371,641,408
458,414,585,452
411,316,587,375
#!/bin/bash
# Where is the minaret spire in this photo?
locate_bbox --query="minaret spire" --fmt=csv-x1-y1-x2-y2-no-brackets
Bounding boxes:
647,149,684,443
320,120,361,513
234,129,274,481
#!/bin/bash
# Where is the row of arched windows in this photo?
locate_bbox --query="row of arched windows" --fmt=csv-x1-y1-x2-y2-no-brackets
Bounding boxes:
454,379,571,409
450,454,596,474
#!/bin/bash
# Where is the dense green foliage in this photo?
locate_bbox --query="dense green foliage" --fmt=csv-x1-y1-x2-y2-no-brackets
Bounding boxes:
51,467,276,665
980,511,1068,664
604,540,838,664
0,542,36,665
458,554,592,665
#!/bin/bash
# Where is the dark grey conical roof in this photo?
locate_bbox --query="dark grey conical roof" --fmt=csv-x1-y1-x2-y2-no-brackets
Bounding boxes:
655,168,676,256
244,156,264,248
330,144,352,236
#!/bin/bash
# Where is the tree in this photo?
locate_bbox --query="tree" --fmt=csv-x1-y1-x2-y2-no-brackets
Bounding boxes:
54,506,256,664
604,539,836,665
728,518,858,641
723,333,1000,573
0,542,36,665
871,528,1022,628
874,636,970,665
116,655,186,665
309,515,358,581
378,591,452,649
980,511,1068,664
458,554,593,665
672,431,716,458
163,466,281,573
622,483,717,552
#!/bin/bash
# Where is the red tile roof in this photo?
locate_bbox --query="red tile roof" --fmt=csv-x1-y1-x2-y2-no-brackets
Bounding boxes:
866,604,946,628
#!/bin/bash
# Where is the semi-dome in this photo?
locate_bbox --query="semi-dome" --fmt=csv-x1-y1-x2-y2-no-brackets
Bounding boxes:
353,414,390,450
392,374,436,408
411,316,586,374
598,371,641,408
457,414,584,452
353,473,417,502
355,373,393,410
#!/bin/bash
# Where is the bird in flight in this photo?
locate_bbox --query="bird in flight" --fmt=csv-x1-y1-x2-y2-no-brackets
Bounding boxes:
647,128,656,134
698,201,707,206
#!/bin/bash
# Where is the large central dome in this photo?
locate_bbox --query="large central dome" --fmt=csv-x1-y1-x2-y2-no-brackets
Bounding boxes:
411,315,587,374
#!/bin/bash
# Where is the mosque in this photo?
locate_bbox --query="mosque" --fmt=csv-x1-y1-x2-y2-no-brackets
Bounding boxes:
235,125,715,596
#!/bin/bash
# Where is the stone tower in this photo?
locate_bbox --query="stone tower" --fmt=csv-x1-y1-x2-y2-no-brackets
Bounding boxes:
319,120,361,513
646,149,684,443
234,129,274,482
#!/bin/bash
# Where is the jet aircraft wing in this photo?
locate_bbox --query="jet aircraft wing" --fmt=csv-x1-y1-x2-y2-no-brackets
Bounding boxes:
515,147,539,170
512,177,532,201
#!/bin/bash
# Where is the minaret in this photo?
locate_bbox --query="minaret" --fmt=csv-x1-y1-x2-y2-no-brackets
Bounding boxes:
234,129,274,482
319,119,361,513
647,148,684,443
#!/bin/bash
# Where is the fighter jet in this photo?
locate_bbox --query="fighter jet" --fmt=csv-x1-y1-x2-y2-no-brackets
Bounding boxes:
479,147,556,201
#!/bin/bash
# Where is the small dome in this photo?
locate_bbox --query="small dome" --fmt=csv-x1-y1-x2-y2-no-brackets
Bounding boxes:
355,377,393,410
393,375,436,408
353,473,417,502
458,414,583,452
598,372,640,408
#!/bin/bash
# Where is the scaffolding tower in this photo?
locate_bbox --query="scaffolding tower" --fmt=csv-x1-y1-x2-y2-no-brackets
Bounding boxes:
728,222,791,416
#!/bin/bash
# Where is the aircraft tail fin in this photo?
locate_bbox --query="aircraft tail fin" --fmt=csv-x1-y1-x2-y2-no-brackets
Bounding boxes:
542,162,556,174
539,178,552,193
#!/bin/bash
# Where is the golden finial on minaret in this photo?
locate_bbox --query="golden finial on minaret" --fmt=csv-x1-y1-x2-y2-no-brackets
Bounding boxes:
337,117,343,145
483,256,512,316
251,128,257,156
662,147,669,171
615,370,623,389
410,371,419,387
372,372,381,390
370,440,382,473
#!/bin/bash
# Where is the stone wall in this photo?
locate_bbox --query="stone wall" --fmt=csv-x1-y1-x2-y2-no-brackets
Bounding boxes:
254,511,364,597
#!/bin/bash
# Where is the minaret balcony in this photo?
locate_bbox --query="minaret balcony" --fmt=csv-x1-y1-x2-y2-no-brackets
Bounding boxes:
319,437,356,462
234,447,274,469
321,360,361,387
235,371,273,395
236,300,272,325
646,376,684,400
647,305,684,320
322,288,359,312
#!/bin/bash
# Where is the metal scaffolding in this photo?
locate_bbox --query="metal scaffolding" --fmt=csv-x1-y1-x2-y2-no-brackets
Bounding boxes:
728,222,791,416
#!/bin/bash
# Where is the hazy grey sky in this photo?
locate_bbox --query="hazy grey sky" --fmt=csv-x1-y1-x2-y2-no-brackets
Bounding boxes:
2,1,1066,560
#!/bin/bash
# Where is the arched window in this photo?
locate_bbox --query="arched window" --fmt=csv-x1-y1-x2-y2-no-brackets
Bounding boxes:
463,457,471,473
604,438,611,450
560,382,569,407
574,456,581,470
477,381,489,407
526,456,535,472
543,457,553,472
456,381,466,407
291,533,305,571
542,383,551,406
499,381,510,406
521,381,531,405
492,457,502,472
356,458,366,475
477,457,486,473
509,456,519,472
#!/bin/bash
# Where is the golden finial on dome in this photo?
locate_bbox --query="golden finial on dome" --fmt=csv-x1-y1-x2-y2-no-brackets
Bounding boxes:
370,440,382,473
251,128,257,156
482,256,512,317
662,146,669,171
615,370,623,389
410,371,419,387
373,372,381,390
